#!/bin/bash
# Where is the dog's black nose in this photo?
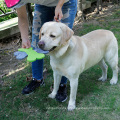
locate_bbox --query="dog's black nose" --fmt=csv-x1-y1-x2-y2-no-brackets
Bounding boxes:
38,41,45,49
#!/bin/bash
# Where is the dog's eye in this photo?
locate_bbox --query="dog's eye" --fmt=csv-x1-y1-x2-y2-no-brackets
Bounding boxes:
41,33,44,36
50,34,56,38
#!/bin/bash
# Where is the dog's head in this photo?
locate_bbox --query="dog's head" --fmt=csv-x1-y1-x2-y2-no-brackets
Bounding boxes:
38,22,74,52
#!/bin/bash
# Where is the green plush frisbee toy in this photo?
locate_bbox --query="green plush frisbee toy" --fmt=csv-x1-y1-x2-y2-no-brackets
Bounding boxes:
18,47,45,62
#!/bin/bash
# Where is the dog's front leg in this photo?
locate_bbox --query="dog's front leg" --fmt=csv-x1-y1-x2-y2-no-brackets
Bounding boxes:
48,72,61,99
68,78,78,111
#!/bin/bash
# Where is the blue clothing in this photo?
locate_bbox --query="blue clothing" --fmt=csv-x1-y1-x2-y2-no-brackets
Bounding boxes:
31,0,77,83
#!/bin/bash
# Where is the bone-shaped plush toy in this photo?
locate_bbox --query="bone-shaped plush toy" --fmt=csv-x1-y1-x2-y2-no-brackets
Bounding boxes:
18,47,45,62
14,47,48,62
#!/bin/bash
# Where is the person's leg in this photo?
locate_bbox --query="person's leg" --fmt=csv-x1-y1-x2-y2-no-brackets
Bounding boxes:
60,0,77,84
22,4,55,94
55,0,77,101
31,4,55,81
31,3,77,84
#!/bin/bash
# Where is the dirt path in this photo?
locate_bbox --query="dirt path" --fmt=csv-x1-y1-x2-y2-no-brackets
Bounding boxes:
0,34,22,78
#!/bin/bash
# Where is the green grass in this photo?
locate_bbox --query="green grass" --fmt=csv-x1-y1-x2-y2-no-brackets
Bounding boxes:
0,0,17,22
0,8,120,120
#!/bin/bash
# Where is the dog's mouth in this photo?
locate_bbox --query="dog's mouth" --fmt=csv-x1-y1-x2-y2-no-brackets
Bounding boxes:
49,46,57,52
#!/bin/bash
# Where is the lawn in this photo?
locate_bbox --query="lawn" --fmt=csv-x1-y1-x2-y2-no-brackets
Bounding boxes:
0,5,120,120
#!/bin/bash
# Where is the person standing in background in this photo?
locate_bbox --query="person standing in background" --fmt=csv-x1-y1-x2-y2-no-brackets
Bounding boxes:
5,0,77,102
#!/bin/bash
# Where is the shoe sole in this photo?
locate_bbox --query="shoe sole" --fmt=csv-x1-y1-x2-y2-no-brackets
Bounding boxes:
55,96,68,102
40,82,45,87
23,91,34,96
62,96,68,102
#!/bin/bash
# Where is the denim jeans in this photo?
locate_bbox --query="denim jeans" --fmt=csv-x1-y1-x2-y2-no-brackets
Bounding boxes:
31,0,77,83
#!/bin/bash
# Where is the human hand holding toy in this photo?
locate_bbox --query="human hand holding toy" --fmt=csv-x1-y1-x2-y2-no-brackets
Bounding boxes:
14,47,49,62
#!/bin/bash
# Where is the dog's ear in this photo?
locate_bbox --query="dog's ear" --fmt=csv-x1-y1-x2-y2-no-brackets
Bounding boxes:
39,26,43,40
60,24,74,45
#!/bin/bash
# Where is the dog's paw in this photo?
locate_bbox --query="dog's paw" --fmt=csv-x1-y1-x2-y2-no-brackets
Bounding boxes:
110,79,117,85
48,93,56,99
98,76,107,81
68,104,76,111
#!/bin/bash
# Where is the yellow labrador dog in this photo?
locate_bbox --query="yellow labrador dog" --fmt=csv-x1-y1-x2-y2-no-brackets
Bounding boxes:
38,22,118,111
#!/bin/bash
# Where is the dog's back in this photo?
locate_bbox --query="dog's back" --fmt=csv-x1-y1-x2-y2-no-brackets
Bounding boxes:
73,30,118,71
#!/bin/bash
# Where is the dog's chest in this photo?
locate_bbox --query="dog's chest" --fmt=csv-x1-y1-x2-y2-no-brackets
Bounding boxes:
50,56,80,78
50,58,65,71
